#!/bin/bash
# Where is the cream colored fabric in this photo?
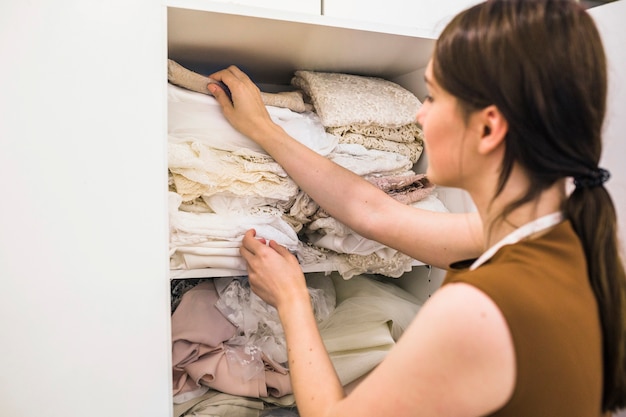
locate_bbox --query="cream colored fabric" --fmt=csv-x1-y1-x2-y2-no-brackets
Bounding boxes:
168,192,300,270
335,131,423,163
327,123,423,144
320,274,422,384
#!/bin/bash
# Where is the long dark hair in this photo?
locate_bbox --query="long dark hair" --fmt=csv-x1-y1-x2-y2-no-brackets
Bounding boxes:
432,0,626,412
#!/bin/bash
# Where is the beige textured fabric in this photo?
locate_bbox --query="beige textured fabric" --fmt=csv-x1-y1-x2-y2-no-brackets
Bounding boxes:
336,132,423,163
327,123,423,144
167,59,312,112
291,70,422,128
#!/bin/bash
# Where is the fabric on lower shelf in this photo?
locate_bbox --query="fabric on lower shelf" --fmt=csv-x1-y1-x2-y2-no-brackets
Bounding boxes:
171,273,422,412
171,281,292,400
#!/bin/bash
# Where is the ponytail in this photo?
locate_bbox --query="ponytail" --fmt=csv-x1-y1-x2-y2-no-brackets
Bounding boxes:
566,178,626,411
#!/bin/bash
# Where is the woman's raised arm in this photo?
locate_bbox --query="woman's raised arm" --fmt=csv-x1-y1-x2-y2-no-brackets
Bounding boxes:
208,66,483,268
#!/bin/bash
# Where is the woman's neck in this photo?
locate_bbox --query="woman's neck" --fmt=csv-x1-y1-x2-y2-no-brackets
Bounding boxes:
473,178,567,249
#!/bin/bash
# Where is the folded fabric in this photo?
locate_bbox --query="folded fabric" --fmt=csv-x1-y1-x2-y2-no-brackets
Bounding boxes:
168,59,313,113
169,192,300,270
169,143,299,202
327,143,413,177
168,83,337,157
174,390,265,417
335,251,416,279
170,250,247,271
306,193,445,256
365,172,434,205
327,123,423,144
173,389,297,417
291,70,422,128
335,131,423,163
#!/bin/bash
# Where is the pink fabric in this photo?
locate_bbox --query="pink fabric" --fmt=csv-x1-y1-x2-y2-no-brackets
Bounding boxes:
171,281,291,398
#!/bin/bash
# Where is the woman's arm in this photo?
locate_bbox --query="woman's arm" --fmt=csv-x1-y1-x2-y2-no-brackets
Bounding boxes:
240,230,514,417
239,230,345,415
209,66,483,268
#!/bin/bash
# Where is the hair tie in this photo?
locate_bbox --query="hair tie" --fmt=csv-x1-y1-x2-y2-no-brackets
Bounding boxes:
573,167,610,189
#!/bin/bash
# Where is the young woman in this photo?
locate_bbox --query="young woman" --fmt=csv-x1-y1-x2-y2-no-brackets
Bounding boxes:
207,0,626,415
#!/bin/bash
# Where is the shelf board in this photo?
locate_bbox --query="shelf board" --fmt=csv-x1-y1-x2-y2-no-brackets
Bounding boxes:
170,259,426,279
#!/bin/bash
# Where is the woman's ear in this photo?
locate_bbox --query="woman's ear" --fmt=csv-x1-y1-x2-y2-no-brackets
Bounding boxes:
477,105,508,155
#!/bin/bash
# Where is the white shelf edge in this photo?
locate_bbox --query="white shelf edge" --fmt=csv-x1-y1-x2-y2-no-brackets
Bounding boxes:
170,259,426,279
163,0,438,39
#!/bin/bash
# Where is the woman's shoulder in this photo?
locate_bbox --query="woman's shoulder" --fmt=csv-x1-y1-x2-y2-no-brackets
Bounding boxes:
397,282,516,415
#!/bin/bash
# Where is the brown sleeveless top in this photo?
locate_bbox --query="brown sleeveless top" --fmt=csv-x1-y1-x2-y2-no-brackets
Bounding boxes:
443,220,603,416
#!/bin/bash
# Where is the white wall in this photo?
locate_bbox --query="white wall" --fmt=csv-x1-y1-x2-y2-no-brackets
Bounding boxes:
590,1,626,256
0,1,172,416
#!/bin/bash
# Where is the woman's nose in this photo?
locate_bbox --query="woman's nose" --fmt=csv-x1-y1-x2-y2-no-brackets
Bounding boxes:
416,106,425,126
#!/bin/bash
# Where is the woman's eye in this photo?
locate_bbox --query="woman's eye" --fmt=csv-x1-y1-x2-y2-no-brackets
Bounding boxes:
423,94,433,103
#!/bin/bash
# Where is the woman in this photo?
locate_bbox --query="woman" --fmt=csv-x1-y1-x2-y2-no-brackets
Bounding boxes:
207,0,626,415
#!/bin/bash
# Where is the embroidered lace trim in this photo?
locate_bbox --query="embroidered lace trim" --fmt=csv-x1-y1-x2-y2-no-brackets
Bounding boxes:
327,123,423,144
335,133,423,163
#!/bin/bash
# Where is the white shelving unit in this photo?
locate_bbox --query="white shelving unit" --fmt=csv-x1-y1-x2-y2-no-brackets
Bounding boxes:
165,1,472,289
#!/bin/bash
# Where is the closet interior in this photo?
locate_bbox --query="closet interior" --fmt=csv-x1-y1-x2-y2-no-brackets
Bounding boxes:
166,2,470,415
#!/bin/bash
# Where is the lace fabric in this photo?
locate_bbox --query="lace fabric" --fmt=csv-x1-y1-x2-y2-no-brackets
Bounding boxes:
214,276,335,367
303,194,449,279
291,70,422,128
327,123,423,144
169,142,299,202
336,132,424,163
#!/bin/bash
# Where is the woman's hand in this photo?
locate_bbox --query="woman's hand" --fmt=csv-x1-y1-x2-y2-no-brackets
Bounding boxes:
208,66,281,143
239,229,309,310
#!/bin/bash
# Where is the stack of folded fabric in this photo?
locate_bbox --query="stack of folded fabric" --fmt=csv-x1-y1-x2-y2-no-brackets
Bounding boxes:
167,81,338,271
166,61,449,278
290,71,448,278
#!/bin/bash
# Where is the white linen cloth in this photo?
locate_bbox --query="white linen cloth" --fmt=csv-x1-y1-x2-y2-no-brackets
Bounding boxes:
168,83,337,157
169,192,299,270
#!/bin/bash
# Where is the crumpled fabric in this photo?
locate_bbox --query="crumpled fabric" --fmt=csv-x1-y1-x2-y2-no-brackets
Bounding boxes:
305,194,448,260
214,277,335,366
171,281,292,400
318,273,423,385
